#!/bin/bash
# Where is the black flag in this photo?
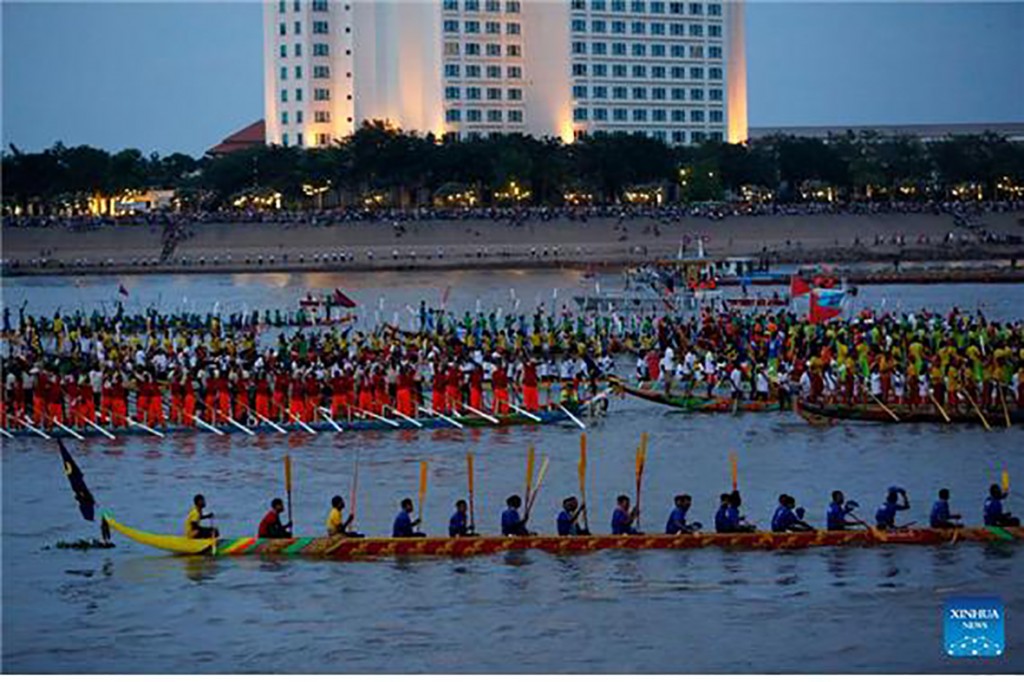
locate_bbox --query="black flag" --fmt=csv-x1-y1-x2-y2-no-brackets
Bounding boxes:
59,439,96,522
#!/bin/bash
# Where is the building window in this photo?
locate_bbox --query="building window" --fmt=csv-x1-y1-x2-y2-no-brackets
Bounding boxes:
689,24,703,37
671,66,685,79
573,107,588,122
652,66,666,79
690,45,704,58
507,44,521,57
280,66,288,81
651,22,665,35
446,109,462,122
295,66,303,78
485,0,500,11
593,64,607,77
444,19,459,33
631,0,646,11
466,65,481,77
652,44,666,57
282,133,289,146
612,42,626,55
296,110,303,123
592,0,606,9
632,109,648,122
443,0,458,9
690,88,704,101
709,67,722,80
593,85,608,98
465,43,480,55
487,110,502,122
709,109,723,122
315,110,331,123
312,0,328,10
486,65,501,78
573,85,588,99
612,20,626,34
710,131,723,142
313,88,329,100
672,131,685,144
446,86,461,100
281,89,288,102
294,43,302,56
508,109,523,122
573,41,587,55
671,109,686,122
572,63,588,76
295,88,303,101
507,66,522,78
486,87,502,100
632,43,646,57
591,20,606,33
466,87,481,100
465,20,480,33
444,42,460,56
671,88,685,100
592,42,607,55
507,22,520,35
487,20,501,34
612,108,628,121
571,0,585,9
690,109,704,122
297,132,304,146
279,44,287,58
279,0,286,12
692,131,706,143
317,133,329,146
467,109,482,122
294,0,300,11
631,21,645,34
507,88,522,100
632,65,647,78
650,1,665,13
294,21,301,35
632,87,647,99
652,131,667,141
652,109,667,122
593,108,608,121
612,86,627,99
652,87,666,100
612,64,627,77
670,45,685,58
282,111,289,125
506,1,521,13
313,43,329,56
708,2,721,16
445,63,461,77
611,0,625,11
690,67,704,80
709,24,721,38
709,89,723,101
669,2,683,13
465,0,479,9
313,21,329,34
670,22,684,35
689,2,703,14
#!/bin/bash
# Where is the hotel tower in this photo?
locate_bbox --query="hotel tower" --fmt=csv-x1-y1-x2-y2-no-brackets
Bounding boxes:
264,0,746,147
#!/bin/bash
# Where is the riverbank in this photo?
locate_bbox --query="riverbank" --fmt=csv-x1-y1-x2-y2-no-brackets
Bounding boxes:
4,211,1023,278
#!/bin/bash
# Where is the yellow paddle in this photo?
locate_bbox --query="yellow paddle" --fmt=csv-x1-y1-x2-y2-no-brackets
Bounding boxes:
525,445,536,510
525,456,550,517
1002,469,1010,494
284,454,293,532
729,451,739,491
418,460,429,526
869,392,900,422
467,452,476,530
579,433,590,532
635,437,647,530
929,391,951,423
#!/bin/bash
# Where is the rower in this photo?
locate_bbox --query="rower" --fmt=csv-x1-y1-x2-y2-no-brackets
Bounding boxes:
184,494,218,539
875,487,910,530
665,494,701,534
557,496,588,536
984,484,1020,527
448,499,476,537
929,488,963,529
771,494,814,532
501,495,532,536
326,495,360,537
715,491,755,533
258,498,293,539
393,498,425,538
611,494,641,535
826,490,863,530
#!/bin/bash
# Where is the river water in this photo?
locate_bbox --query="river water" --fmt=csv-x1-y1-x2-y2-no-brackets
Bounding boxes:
2,270,1022,673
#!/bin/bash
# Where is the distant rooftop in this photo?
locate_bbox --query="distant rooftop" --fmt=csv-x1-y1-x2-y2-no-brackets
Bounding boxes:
207,120,266,157
748,122,1024,142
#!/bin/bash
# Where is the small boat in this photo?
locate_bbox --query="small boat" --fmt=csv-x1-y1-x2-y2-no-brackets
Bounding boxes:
103,514,1023,560
4,404,584,440
796,400,1021,426
612,379,781,413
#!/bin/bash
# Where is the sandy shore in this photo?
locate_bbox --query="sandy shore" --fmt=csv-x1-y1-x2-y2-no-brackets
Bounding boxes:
3,212,1024,277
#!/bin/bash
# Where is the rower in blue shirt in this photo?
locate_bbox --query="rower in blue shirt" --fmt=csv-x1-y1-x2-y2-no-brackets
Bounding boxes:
771,494,814,532
715,490,755,533
501,495,532,536
984,484,1020,527
665,494,701,534
556,496,588,536
611,495,641,535
826,490,864,530
929,488,962,529
448,499,476,537
875,487,910,530
392,498,425,538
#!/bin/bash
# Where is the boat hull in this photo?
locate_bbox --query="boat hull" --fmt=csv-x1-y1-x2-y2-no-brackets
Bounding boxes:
104,516,1022,559
614,379,781,413
797,400,1022,425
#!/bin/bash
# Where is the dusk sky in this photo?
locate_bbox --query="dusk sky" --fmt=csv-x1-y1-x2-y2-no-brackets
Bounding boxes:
2,1,1022,156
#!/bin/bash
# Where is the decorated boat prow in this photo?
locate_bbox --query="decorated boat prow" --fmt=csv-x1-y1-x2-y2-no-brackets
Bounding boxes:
610,377,781,413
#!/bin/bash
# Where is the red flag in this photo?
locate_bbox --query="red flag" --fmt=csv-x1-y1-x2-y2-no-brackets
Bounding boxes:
809,291,842,324
333,288,357,308
789,275,811,298
118,284,129,298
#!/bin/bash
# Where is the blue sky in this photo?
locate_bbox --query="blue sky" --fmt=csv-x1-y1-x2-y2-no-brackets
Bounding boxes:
2,1,1022,156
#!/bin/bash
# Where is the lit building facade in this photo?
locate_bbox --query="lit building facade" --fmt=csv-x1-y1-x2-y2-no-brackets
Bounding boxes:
263,0,746,147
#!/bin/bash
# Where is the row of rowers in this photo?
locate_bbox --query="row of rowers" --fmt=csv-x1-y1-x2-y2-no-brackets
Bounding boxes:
1,353,605,428
184,484,1020,540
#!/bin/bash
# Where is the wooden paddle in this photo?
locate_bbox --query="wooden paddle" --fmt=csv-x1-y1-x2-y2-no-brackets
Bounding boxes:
418,460,429,527
960,390,991,431
525,456,550,518
729,451,738,491
525,445,536,512
284,454,294,531
635,440,647,530
869,392,900,422
1002,469,1010,495
998,384,1012,428
929,391,951,423
579,433,590,532
466,452,476,530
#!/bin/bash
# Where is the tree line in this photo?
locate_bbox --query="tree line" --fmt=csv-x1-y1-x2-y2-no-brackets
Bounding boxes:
3,120,1023,212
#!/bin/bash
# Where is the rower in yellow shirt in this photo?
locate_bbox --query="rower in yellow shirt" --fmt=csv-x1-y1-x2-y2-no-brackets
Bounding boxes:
184,494,218,539
325,495,360,537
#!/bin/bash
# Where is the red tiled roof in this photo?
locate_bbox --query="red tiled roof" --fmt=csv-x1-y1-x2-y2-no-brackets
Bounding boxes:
207,120,266,156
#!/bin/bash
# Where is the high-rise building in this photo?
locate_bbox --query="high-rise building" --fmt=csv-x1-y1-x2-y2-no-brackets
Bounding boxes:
263,0,746,147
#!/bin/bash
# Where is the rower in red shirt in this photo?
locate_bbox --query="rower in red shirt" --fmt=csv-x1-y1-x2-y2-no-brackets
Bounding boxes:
305,372,320,422
468,364,484,411
254,373,272,420
289,373,306,423
492,362,510,416
522,358,540,411
431,363,447,414
233,371,251,420
446,364,462,415
273,371,290,422
396,364,416,416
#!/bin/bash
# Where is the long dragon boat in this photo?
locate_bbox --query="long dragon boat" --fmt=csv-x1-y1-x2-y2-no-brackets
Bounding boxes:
104,515,1022,560
611,378,781,413
796,400,1021,426
3,404,584,440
